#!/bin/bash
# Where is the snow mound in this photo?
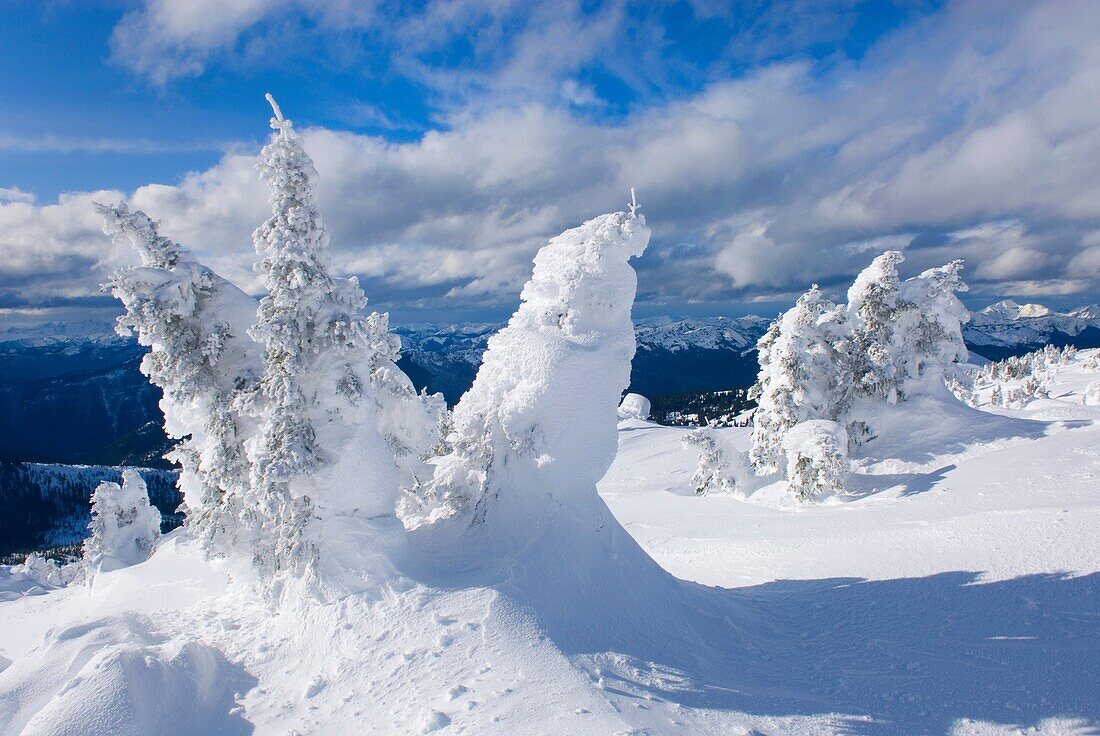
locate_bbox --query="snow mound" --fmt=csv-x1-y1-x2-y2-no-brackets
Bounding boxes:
617,392,651,420
0,615,253,736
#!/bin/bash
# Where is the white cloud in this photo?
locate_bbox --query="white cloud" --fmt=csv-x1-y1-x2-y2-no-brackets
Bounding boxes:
8,0,1100,315
0,187,35,204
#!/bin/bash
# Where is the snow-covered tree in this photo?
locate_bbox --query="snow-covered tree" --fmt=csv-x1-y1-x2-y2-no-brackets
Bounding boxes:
682,425,741,495
13,553,81,588
83,470,162,579
100,97,442,580
99,202,260,554
243,95,442,576
244,95,367,574
748,251,973,501
398,207,651,532
782,420,848,501
1085,381,1100,406
846,251,906,405
750,285,848,474
894,260,969,397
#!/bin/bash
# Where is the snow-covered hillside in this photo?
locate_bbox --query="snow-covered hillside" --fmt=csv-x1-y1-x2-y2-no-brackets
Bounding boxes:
2,348,1098,734
2,96,1098,735
598,350,1100,733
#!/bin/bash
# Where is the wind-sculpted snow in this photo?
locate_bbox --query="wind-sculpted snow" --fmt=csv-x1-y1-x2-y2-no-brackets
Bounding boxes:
399,210,651,531
0,615,254,736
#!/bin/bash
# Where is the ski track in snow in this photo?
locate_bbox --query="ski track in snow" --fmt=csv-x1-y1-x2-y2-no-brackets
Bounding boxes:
2,358,1099,735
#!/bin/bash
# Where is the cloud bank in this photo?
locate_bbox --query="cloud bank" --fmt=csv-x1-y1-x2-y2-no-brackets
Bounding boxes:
3,0,1100,319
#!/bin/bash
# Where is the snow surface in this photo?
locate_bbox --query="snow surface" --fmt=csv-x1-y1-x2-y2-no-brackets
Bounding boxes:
1,353,1097,734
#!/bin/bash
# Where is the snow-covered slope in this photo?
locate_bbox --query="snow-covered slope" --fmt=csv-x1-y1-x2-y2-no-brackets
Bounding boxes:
2,355,1098,734
597,356,1100,733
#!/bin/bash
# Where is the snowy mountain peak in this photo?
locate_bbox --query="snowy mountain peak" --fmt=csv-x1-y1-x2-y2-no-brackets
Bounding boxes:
979,300,1053,320
1070,304,1100,320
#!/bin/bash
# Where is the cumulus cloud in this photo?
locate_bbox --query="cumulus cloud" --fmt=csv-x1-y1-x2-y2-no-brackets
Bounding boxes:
7,0,1100,317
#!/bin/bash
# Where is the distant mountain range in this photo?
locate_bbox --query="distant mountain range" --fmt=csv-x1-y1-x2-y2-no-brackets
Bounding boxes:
394,315,773,403
962,300,1100,360
2,302,1098,468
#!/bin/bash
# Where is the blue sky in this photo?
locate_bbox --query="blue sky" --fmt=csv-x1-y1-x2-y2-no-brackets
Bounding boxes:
2,0,1099,324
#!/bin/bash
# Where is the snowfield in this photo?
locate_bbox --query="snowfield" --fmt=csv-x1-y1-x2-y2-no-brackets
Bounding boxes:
1,351,1098,735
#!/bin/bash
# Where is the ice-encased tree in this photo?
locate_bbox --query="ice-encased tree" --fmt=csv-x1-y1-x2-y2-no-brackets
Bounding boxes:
398,207,651,532
99,202,261,554
83,470,162,579
245,95,441,575
749,285,849,474
846,251,906,405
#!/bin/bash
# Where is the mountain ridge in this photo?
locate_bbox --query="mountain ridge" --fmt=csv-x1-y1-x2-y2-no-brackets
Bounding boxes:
2,303,1099,466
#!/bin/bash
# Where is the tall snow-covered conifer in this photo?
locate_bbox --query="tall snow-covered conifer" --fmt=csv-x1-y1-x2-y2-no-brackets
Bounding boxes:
846,251,906,405
245,95,442,575
100,202,260,554
245,94,366,573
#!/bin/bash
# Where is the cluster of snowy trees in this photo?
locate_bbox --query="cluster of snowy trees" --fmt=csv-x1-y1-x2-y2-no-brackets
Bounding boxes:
78,95,651,590
45,93,990,583
958,345,1080,408
96,96,444,582
954,344,1100,409
748,253,970,501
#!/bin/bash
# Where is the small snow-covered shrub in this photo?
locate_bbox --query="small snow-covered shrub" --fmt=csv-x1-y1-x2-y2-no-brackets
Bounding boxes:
682,426,740,495
782,420,848,502
618,393,652,421
83,470,162,578
13,553,82,588
1085,381,1100,406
